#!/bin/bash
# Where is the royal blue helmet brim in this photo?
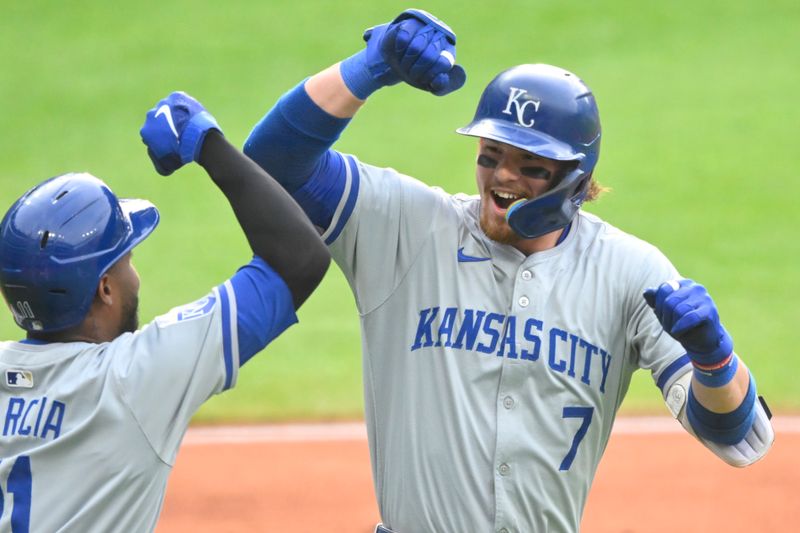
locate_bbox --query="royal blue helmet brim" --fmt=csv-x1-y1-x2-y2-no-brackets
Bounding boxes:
457,118,583,162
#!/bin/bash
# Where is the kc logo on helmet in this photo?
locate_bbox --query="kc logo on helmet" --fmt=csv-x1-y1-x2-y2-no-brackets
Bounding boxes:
502,87,540,128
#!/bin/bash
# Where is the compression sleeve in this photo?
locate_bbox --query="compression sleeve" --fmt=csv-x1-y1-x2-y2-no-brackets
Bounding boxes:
199,131,330,309
243,81,351,194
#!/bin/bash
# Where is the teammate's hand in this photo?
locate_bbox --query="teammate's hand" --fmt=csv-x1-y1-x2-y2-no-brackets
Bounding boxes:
339,9,466,99
643,279,733,367
140,91,222,176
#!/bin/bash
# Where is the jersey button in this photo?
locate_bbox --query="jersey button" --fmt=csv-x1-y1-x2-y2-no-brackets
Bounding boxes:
522,270,532,281
503,396,515,409
518,296,529,307
498,463,511,476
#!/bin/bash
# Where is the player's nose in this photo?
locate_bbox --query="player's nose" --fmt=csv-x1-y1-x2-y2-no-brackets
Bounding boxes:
493,160,521,183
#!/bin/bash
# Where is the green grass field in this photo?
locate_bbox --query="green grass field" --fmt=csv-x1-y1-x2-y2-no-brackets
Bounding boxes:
1,0,798,421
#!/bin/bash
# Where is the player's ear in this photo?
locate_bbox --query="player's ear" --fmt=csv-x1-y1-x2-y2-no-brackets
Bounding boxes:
96,274,114,306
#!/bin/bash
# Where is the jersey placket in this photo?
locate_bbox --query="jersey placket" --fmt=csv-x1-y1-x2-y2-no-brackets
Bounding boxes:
492,261,541,533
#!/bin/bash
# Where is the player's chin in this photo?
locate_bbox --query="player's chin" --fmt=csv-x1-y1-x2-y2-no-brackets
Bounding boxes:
480,208,519,245
119,294,140,335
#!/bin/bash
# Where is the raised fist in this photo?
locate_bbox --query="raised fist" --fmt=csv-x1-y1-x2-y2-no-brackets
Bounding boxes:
340,9,466,99
140,91,221,176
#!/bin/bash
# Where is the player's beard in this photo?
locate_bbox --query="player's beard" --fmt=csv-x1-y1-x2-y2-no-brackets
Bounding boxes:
479,202,521,246
119,293,140,335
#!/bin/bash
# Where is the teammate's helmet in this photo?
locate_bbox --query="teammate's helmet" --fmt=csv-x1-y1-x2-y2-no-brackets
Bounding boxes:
0,173,159,332
457,64,601,238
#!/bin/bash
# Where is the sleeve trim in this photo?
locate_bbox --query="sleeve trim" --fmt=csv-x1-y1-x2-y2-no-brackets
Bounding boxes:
216,283,239,390
322,154,360,245
657,354,691,392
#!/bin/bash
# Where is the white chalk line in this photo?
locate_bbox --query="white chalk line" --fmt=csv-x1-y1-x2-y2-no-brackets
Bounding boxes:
182,416,800,445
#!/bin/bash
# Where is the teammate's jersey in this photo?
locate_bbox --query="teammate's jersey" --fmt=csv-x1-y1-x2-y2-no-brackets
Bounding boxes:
0,261,296,532
325,156,690,533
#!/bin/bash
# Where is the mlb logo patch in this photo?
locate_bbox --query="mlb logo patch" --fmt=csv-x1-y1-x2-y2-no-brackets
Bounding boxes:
5,369,34,388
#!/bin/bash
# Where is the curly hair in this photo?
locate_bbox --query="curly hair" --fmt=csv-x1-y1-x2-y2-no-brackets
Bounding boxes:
584,177,609,202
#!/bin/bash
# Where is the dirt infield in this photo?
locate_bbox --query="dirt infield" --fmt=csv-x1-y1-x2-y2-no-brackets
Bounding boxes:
156,417,799,532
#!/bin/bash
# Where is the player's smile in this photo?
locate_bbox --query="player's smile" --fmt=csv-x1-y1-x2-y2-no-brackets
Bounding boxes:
491,189,525,211
475,138,563,244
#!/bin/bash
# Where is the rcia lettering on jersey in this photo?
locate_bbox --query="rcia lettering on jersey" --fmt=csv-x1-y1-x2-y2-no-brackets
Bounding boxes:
502,87,540,127
3,396,66,440
410,306,613,393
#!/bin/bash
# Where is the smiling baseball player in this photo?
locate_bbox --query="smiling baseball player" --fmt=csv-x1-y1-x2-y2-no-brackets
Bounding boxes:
243,9,774,533
0,92,329,532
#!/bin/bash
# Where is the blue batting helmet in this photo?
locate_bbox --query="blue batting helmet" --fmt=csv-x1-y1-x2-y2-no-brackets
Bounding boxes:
457,64,601,238
0,173,159,332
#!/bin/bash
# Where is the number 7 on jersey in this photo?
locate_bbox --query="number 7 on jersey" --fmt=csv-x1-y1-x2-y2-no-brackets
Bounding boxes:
560,407,594,471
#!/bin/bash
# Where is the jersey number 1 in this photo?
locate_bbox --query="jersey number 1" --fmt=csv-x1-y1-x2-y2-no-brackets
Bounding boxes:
559,406,594,471
0,455,32,533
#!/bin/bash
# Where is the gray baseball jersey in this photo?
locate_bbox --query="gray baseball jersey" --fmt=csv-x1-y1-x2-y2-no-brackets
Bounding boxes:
0,263,296,532
324,156,690,533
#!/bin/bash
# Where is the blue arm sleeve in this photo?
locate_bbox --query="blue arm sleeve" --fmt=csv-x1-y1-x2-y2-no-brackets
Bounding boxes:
243,82,353,228
243,81,351,194
687,374,757,445
227,256,299,365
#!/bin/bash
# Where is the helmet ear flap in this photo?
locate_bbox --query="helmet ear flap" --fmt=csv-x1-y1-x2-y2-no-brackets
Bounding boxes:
506,168,588,239
570,172,592,206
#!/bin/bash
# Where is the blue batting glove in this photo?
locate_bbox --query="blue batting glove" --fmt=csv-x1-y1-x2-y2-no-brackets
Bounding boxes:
643,279,734,367
140,91,222,176
339,9,466,99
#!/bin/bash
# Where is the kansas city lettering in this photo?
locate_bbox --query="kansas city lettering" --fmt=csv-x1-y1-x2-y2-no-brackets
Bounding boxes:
411,306,612,393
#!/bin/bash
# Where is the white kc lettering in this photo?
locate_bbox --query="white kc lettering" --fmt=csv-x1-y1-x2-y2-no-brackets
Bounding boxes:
502,87,540,128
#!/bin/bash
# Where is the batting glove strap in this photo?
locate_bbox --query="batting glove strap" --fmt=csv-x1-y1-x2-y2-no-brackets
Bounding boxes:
179,111,222,164
692,352,738,388
340,48,394,100
340,16,404,100
687,374,757,445
685,326,734,368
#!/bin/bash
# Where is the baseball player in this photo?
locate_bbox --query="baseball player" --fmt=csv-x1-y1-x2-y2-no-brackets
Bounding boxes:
242,9,775,533
0,91,329,531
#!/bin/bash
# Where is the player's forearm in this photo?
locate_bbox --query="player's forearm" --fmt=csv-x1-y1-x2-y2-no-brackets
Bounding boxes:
199,130,330,308
305,64,366,118
686,354,759,445
644,280,762,445
690,359,750,412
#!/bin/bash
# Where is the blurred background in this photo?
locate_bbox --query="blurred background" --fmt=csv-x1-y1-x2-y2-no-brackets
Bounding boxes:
1,0,798,421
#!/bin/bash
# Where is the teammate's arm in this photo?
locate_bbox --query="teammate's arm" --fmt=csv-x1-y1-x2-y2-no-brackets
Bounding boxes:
242,9,466,226
645,280,773,462
198,131,329,308
140,91,330,309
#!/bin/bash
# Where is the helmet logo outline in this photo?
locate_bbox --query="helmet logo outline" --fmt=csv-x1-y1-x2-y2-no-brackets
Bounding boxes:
502,87,540,128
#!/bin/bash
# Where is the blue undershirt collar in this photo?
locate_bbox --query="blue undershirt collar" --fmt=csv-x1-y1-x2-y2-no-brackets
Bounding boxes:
19,338,50,345
555,222,573,245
